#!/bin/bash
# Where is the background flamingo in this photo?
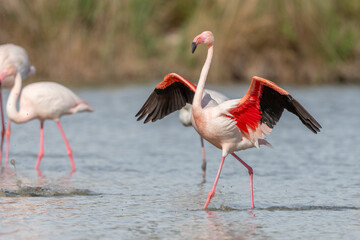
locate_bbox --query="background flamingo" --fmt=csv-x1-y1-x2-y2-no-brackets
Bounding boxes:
137,31,321,209
136,73,228,181
179,89,228,181
0,44,35,164
3,67,93,171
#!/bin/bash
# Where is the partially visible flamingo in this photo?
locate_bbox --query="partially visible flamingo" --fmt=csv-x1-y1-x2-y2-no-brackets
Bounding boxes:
138,31,321,209
0,44,35,163
2,66,93,171
136,73,228,181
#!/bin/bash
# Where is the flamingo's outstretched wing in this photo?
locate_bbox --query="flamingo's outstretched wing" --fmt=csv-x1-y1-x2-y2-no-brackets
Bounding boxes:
136,73,196,123
227,76,321,135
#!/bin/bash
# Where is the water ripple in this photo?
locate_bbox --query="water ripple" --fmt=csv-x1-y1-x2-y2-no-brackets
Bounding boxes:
200,204,359,212
260,205,360,211
0,185,99,197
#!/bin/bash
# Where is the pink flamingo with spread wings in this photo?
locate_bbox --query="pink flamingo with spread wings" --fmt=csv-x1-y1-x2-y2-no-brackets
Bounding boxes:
137,31,321,209
2,67,93,171
136,73,228,181
0,44,36,164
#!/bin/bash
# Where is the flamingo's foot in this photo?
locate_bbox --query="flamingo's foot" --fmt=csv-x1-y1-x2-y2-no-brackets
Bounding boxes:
36,169,43,177
68,169,76,177
203,189,215,209
201,171,206,184
201,177,206,184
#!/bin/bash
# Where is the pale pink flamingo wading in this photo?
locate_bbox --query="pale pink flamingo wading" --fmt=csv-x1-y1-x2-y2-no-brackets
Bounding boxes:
0,44,36,164
3,66,93,171
137,31,321,209
136,74,228,182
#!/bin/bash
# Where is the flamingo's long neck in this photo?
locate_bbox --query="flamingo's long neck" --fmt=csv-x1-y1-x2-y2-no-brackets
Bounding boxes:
192,45,213,111
6,73,29,123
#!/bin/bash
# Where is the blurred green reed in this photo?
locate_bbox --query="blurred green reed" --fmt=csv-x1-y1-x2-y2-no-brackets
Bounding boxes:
0,0,359,85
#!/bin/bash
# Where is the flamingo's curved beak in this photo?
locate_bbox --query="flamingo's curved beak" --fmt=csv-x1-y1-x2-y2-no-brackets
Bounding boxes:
191,42,197,54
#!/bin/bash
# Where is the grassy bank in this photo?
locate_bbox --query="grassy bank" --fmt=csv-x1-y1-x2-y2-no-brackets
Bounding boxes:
1,0,359,85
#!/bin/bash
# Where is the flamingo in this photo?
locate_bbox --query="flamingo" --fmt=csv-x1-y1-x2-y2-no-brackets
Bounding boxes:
2,66,93,171
136,73,228,181
0,44,35,164
138,31,321,209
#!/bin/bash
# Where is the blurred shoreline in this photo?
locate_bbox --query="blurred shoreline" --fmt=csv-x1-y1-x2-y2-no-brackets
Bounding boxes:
1,0,359,86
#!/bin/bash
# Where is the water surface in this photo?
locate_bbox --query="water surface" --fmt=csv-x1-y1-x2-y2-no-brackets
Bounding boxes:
0,84,359,239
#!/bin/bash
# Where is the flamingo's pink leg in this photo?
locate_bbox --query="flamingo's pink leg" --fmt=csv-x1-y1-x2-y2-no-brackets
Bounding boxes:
200,137,206,182
231,153,254,209
56,121,76,172
0,90,5,164
5,121,11,164
203,156,226,209
35,121,44,170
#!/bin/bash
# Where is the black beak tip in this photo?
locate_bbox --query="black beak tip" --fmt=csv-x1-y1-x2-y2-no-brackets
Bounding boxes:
191,42,197,54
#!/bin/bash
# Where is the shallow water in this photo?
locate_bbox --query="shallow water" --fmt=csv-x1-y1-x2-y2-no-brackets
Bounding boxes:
0,84,359,239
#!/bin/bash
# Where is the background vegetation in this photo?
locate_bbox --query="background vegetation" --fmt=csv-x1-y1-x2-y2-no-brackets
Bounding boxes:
1,0,359,85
